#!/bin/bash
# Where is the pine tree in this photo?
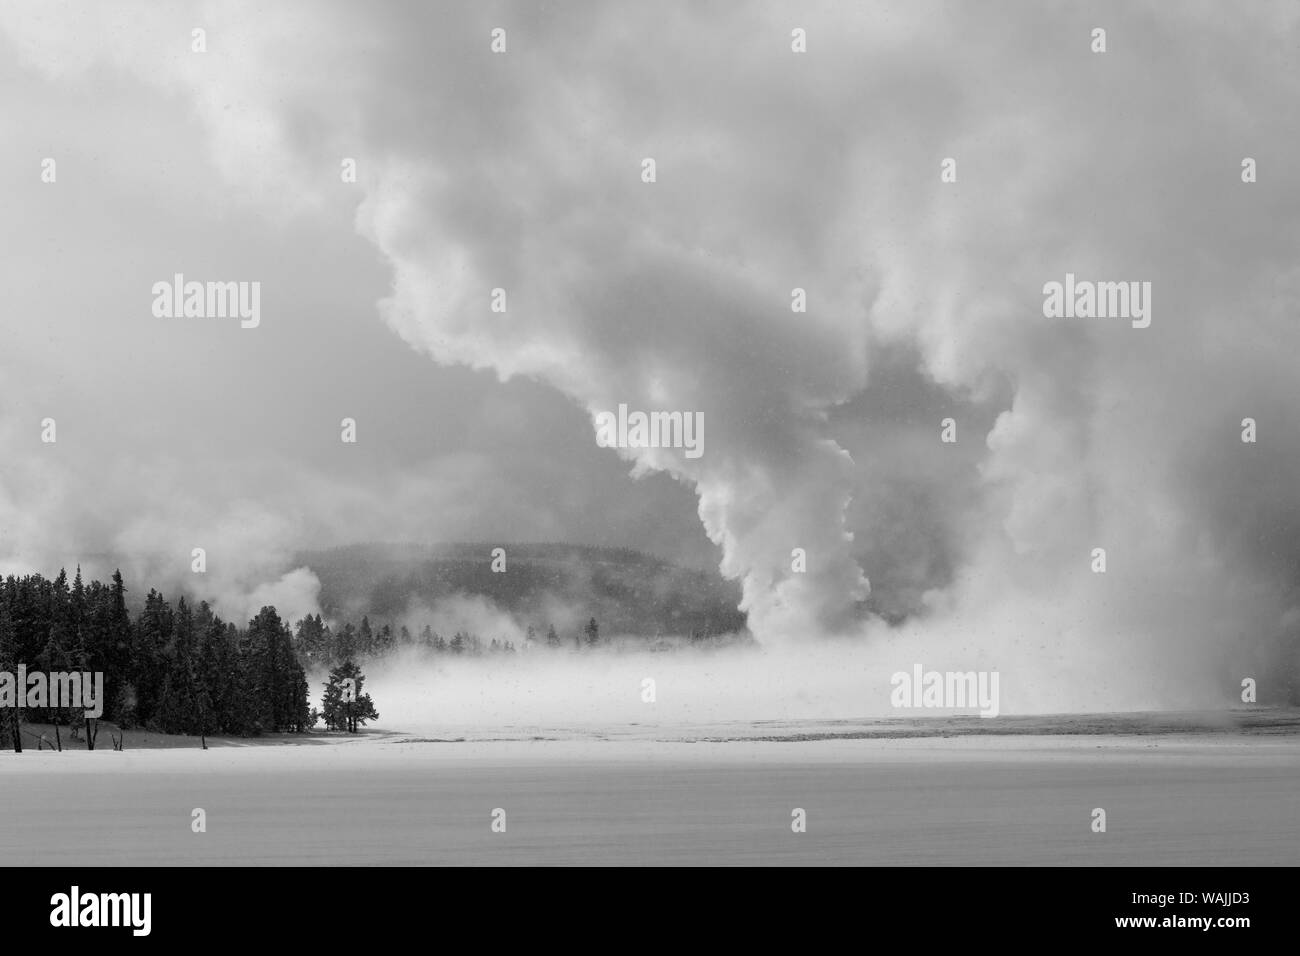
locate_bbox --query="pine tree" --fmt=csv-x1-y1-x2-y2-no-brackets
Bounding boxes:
193,603,221,747
293,668,315,732
39,569,75,733
242,607,280,734
70,567,90,727
321,659,378,733
214,621,245,734
334,622,357,664
0,599,21,752
131,589,172,727
157,597,198,734
375,623,394,656
242,606,306,734
105,570,133,725
293,614,327,669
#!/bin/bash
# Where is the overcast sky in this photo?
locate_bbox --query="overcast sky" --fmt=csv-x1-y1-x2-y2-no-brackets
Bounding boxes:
1,1,1298,702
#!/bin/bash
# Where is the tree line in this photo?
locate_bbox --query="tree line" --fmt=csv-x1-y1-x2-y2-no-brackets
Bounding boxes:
0,568,376,752
292,614,616,668
0,564,727,753
290,610,746,671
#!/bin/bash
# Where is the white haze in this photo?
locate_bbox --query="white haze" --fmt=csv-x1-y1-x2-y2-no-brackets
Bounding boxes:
360,633,1206,732
351,587,1231,728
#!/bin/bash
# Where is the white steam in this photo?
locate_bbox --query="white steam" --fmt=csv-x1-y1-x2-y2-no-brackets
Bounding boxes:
4,1,1299,713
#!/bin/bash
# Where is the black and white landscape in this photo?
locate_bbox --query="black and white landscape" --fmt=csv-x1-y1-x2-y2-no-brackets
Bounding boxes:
1,1,1298,872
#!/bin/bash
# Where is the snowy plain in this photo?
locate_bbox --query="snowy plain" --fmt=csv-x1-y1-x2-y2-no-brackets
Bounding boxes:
2,715,1297,866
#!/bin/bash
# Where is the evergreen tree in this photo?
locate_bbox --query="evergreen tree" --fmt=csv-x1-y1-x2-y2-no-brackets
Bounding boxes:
334,622,357,664
321,659,378,733
131,589,172,727
0,570,316,745
192,602,221,746
374,623,394,656
242,606,307,734
105,570,133,724
293,614,328,669
157,597,199,734
39,569,75,731
0,600,21,752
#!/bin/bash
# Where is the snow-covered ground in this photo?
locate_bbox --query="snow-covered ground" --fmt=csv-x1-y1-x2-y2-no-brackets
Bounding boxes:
2,717,1297,865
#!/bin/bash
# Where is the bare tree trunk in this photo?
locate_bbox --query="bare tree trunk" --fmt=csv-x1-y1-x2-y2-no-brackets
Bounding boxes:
84,716,96,751
54,721,62,752
8,712,19,753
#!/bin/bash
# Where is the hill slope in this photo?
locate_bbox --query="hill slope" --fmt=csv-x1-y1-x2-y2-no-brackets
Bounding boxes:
297,543,747,637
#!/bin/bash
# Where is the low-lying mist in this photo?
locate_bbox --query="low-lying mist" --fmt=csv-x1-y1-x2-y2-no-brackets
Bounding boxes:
337,593,1259,734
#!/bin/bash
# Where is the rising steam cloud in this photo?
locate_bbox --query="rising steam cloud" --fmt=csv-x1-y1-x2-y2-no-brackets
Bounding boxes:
2,1,1299,709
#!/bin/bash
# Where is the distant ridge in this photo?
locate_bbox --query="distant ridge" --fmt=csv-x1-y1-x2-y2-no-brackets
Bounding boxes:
297,542,747,637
